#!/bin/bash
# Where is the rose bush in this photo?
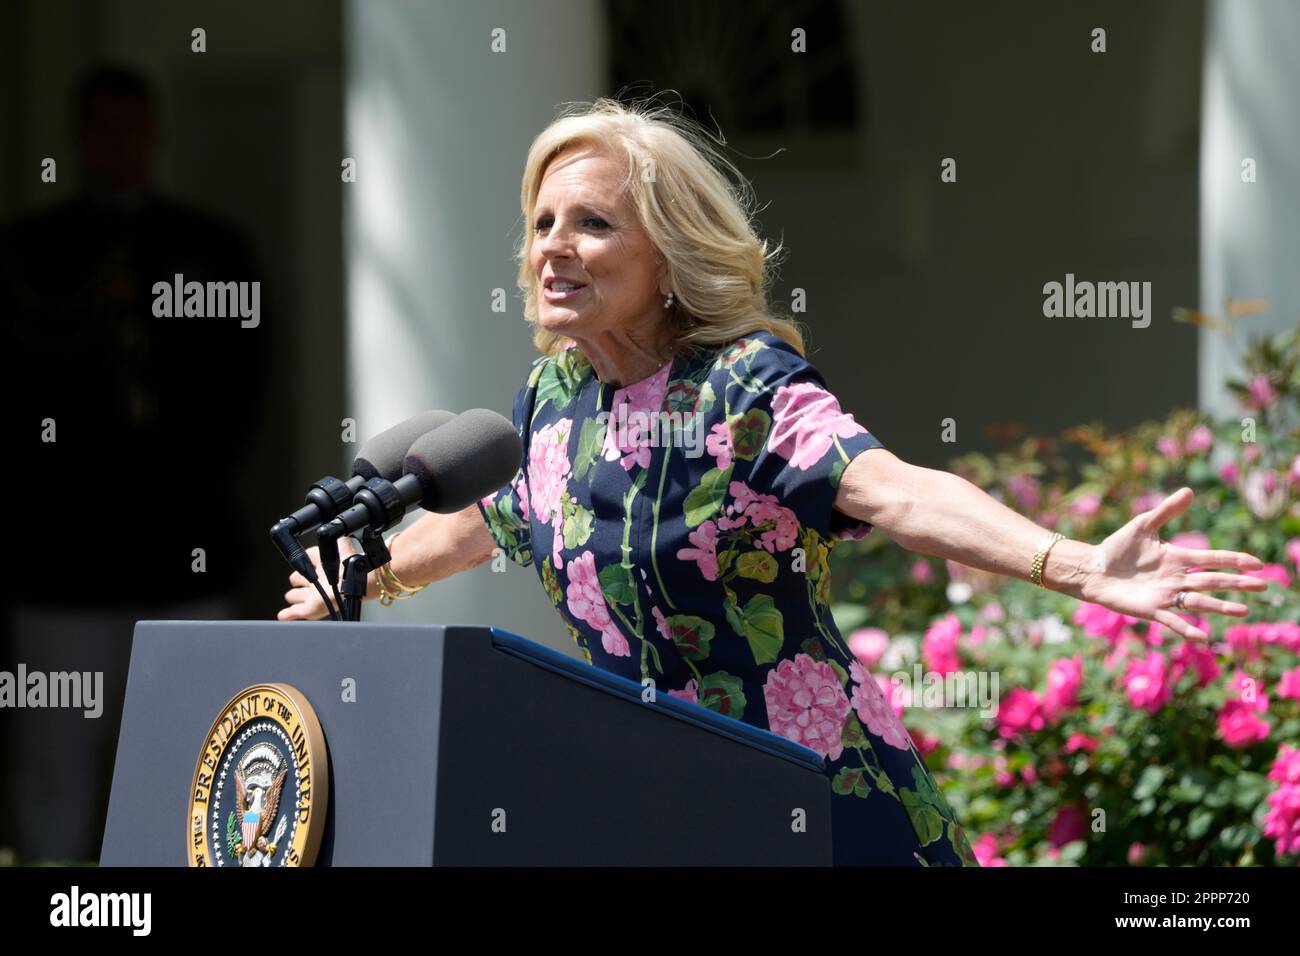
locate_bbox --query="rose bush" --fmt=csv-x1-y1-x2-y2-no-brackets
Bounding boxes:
832,320,1299,865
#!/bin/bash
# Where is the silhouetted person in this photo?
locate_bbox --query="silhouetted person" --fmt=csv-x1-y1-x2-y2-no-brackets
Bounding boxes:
0,65,271,862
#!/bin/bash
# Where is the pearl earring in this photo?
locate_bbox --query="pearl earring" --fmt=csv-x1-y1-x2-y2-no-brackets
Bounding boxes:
663,291,675,309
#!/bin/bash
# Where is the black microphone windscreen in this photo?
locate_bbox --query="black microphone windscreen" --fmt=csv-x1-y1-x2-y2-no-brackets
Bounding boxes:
403,408,523,513
352,410,455,482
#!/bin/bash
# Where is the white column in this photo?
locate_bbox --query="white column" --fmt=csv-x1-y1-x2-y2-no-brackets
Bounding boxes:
345,0,605,649
1200,0,1300,418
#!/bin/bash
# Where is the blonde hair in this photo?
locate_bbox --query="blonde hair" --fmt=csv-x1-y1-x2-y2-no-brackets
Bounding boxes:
516,96,807,358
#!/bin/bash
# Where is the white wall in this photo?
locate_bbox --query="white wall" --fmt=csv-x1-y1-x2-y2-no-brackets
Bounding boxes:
345,0,607,650
1200,0,1300,418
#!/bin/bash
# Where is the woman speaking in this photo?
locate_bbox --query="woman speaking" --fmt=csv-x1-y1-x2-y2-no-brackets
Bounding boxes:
280,98,1267,866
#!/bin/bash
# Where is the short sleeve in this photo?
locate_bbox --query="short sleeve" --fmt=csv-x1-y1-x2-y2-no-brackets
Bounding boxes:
723,335,885,541
476,368,539,567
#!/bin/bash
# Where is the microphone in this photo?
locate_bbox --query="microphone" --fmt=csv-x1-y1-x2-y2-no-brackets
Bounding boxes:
319,408,523,540
270,410,455,582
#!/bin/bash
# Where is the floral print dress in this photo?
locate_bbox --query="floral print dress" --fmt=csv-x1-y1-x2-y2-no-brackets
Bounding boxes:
477,330,977,866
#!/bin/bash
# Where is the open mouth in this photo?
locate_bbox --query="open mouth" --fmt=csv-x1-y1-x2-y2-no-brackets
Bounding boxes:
543,275,588,301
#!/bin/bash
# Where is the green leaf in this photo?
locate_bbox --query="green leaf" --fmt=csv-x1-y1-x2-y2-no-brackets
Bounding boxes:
832,767,864,796
562,497,594,549
841,713,867,749
735,550,778,583
737,593,784,665
572,416,606,481
1133,766,1166,801
698,671,747,719
661,614,715,660
597,563,635,606
683,466,732,527
899,790,946,845
729,408,770,460
1187,808,1215,840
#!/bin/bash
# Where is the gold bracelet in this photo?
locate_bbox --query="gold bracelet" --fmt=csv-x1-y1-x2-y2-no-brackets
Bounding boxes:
1030,532,1064,589
378,562,422,599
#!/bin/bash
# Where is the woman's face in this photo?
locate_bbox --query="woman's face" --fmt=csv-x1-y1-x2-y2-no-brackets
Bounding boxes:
530,146,666,342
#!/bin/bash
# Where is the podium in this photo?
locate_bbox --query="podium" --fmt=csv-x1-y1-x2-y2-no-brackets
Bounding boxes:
101,622,832,865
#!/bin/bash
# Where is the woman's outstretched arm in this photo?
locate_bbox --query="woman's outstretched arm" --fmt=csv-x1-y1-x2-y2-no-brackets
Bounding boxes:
833,448,1267,641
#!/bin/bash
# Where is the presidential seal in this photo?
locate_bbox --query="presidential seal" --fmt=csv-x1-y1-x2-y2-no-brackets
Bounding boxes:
188,683,328,867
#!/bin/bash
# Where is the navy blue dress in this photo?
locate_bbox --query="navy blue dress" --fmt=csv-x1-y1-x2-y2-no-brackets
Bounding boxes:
477,330,977,866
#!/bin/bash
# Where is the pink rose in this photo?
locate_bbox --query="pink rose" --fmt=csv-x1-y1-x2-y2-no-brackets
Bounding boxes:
676,520,720,581
1074,603,1142,644
764,654,852,760
922,613,962,676
1123,652,1172,714
847,627,890,668
1007,473,1042,511
1264,788,1300,857
1156,436,1181,460
1127,842,1147,865
1245,374,1278,411
910,558,933,584
1218,460,1239,487
1044,655,1084,720
1184,425,1213,454
1130,491,1166,516
1048,804,1088,848
1064,732,1100,754
1070,493,1102,517
848,661,910,750
1286,538,1300,571
1227,669,1268,711
1247,563,1293,590
1171,640,1221,688
1218,700,1270,748
1278,668,1300,703
997,688,1046,740
1170,531,1210,551
768,381,867,471
564,550,630,657
972,833,1008,867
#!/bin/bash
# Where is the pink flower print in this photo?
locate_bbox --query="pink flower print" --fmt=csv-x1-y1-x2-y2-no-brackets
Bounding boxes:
529,418,573,524
768,381,867,471
666,679,699,705
564,550,629,657
728,481,799,552
848,661,910,750
706,421,733,470
677,520,720,581
763,654,852,760
601,361,673,471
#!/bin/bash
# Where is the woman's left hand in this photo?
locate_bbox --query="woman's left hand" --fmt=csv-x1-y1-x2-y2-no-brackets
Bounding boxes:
1081,487,1268,641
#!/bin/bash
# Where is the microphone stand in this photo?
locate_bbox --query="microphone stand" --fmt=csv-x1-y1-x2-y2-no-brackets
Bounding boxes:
339,528,392,622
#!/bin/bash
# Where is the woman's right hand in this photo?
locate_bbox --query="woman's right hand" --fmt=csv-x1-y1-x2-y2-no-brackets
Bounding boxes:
278,541,358,621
